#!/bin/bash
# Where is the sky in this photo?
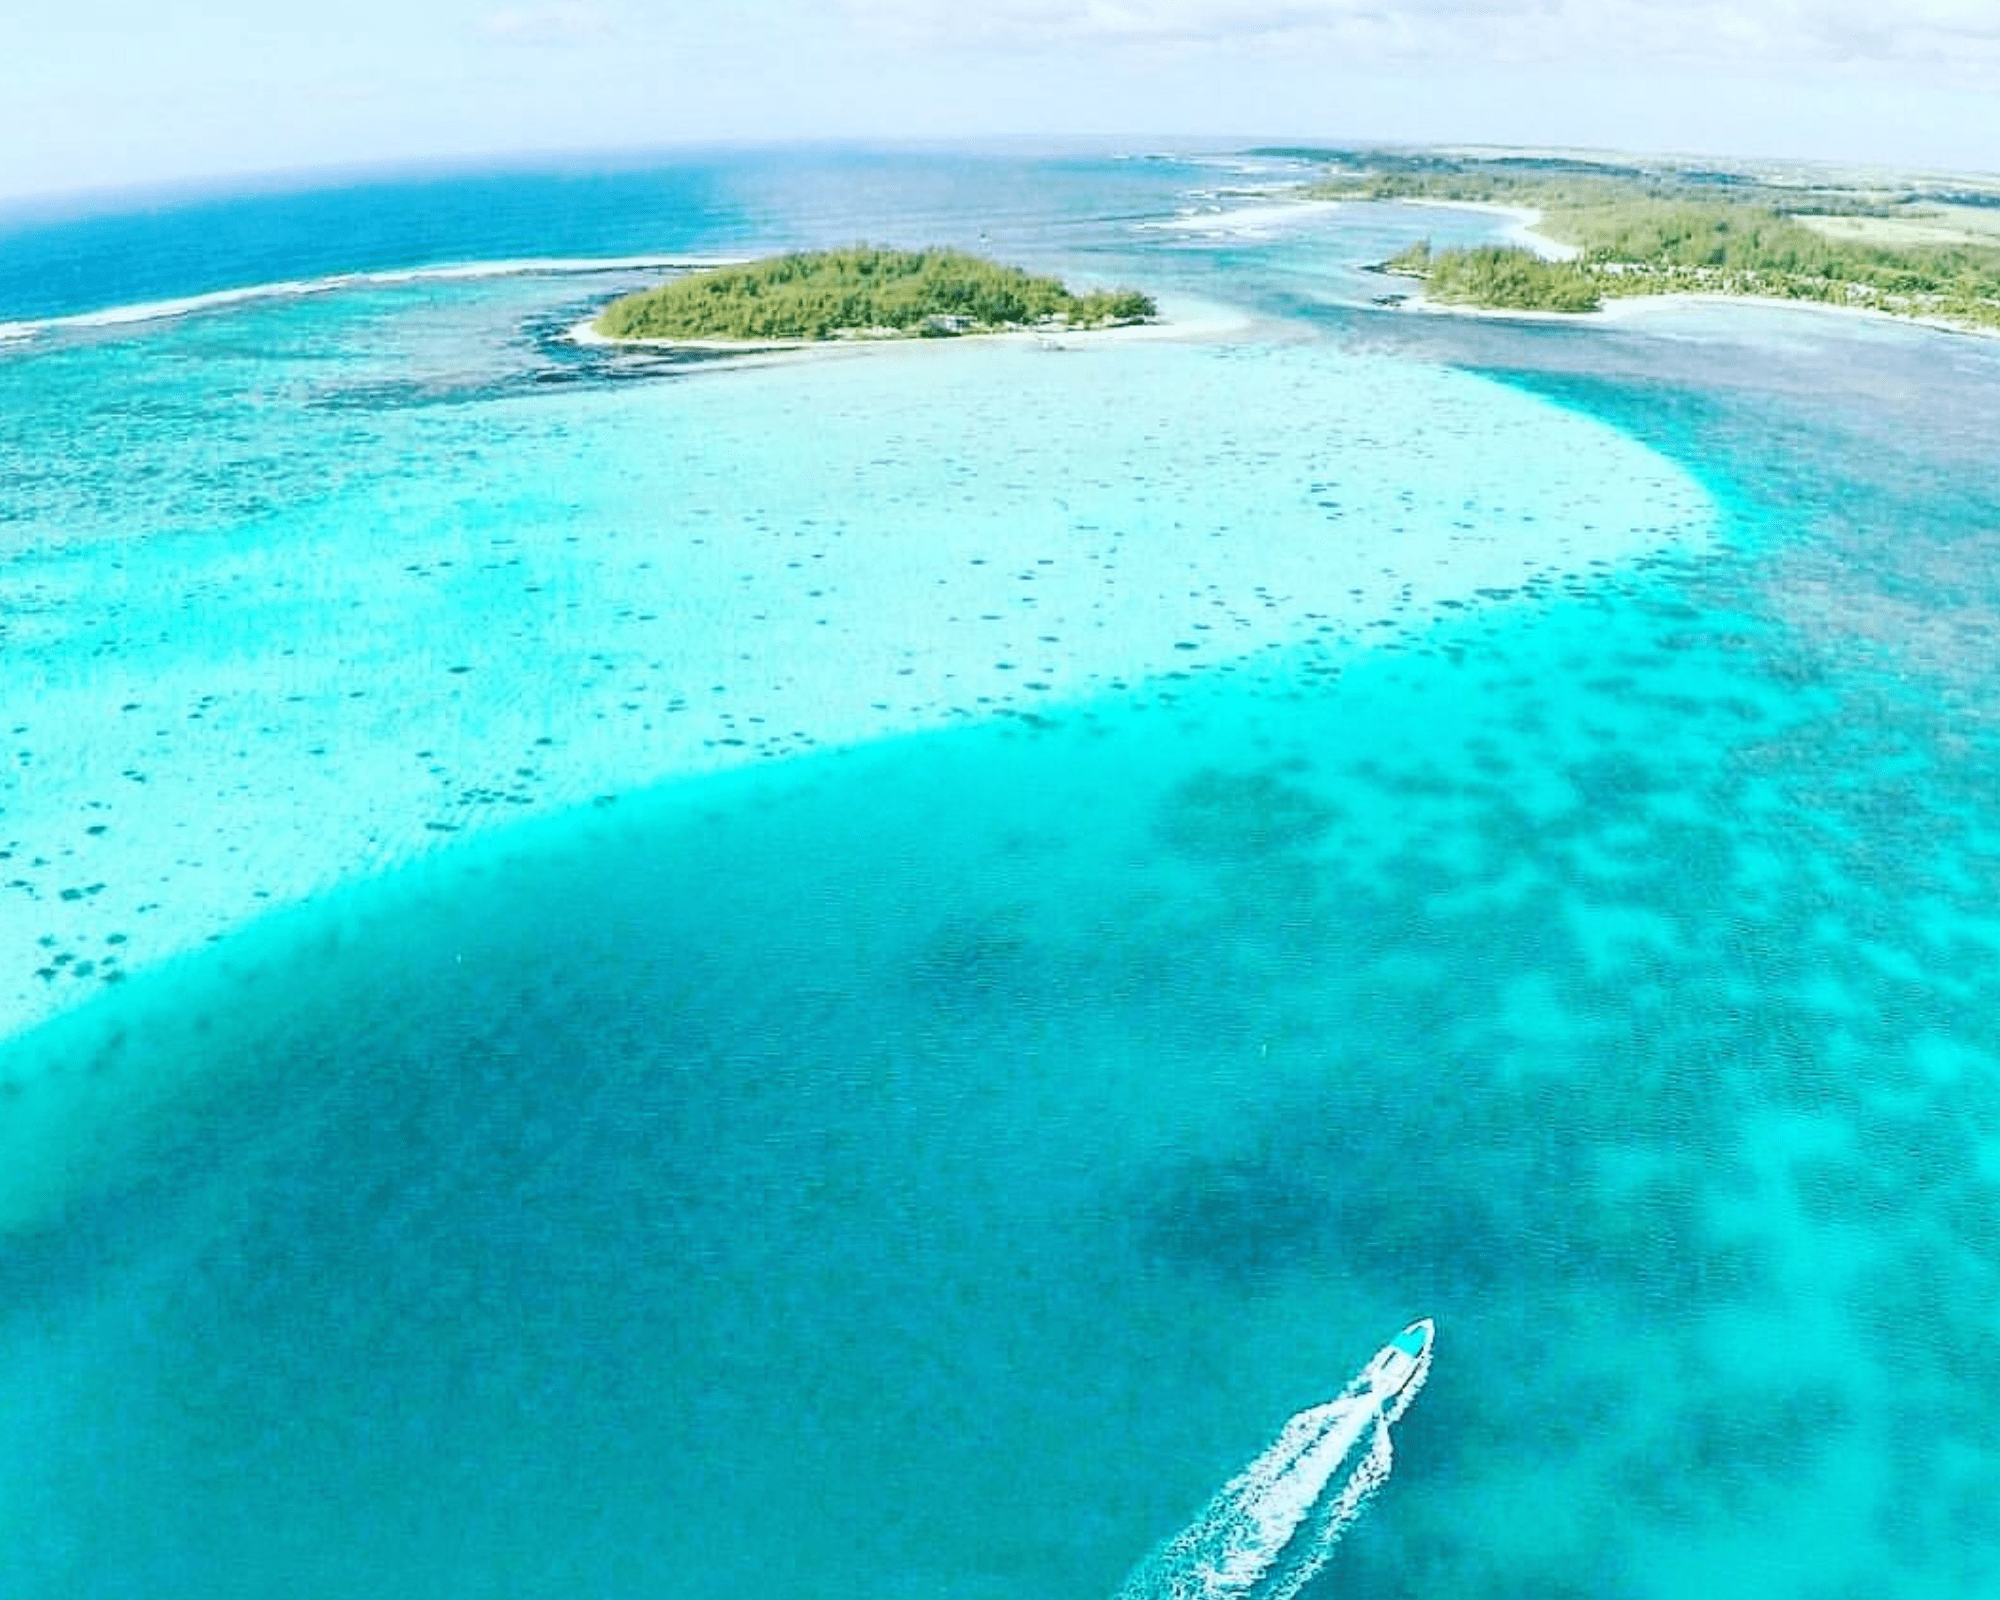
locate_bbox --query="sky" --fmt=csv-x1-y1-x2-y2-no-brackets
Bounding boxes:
4,0,1999,202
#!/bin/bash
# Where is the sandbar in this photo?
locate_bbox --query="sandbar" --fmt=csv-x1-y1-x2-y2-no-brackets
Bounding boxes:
1396,284,2000,341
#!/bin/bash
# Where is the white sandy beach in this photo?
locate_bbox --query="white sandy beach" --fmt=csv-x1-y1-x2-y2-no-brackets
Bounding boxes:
1591,289,2000,340
566,290,1271,361
1397,283,2000,342
1394,197,1580,261
1380,199,1997,339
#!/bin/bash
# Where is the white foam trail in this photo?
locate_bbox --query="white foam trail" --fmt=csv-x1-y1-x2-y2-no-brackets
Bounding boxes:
1119,1336,1431,1600
0,255,746,343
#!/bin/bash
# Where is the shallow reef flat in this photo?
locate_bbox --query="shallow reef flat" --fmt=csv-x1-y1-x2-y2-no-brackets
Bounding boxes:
9,149,1999,1600
4,548,1997,1599
2,317,1710,1048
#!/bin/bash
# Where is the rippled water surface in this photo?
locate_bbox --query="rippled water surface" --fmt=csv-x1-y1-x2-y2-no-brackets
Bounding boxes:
3,150,1997,1600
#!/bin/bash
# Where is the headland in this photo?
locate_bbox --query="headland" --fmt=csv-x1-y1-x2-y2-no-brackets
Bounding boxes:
1268,146,2000,333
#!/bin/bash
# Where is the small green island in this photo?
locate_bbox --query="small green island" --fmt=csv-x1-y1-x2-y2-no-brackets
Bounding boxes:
593,245,1157,342
1263,148,2000,329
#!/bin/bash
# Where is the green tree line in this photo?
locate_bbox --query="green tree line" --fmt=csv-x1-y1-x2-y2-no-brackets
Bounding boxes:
1345,162,2000,326
595,247,1156,341
1386,241,1605,312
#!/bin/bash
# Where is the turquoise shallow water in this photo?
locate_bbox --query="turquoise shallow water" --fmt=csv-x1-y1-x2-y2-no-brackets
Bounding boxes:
0,296,1711,1053
4,151,2000,1598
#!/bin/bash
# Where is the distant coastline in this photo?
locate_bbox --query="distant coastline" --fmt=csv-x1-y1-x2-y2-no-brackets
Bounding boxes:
1282,148,2000,334
1395,280,2000,341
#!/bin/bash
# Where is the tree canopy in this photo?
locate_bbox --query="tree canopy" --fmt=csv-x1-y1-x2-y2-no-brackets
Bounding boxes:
595,246,1157,341
1331,155,2000,327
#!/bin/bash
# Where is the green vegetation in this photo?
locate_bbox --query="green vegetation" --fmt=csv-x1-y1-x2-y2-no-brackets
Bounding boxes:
594,246,1156,341
1307,154,2000,329
1288,148,1910,217
1385,241,1604,313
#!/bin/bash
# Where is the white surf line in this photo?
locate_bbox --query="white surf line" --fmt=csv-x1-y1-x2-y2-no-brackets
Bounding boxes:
0,255,746,342
1119,1323,1433,1600
1138,200,1344,238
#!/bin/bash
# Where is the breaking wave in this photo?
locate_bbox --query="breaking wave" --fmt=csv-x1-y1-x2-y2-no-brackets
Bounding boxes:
0,254,742,344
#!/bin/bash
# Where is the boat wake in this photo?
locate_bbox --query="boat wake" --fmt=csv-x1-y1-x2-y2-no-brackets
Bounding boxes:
1118,1321,1433,1600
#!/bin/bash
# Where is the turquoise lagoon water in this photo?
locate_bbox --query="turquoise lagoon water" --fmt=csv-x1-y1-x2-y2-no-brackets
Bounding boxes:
3,151,1999,1598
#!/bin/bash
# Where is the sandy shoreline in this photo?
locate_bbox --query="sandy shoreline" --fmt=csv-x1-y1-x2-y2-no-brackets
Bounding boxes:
1592,290,2000,339
1394,283,2000,341
1138,198,1345,236
1379,200,1995,339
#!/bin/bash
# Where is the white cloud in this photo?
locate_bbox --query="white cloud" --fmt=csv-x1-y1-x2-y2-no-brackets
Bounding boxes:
477,1,615,46
838,0,2000,71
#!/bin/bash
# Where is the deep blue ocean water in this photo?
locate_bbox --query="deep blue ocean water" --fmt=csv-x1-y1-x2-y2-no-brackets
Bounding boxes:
3,148,1999,1599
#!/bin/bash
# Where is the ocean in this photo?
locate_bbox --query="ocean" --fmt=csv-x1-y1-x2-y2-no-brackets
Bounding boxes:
2,146,1997,1599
